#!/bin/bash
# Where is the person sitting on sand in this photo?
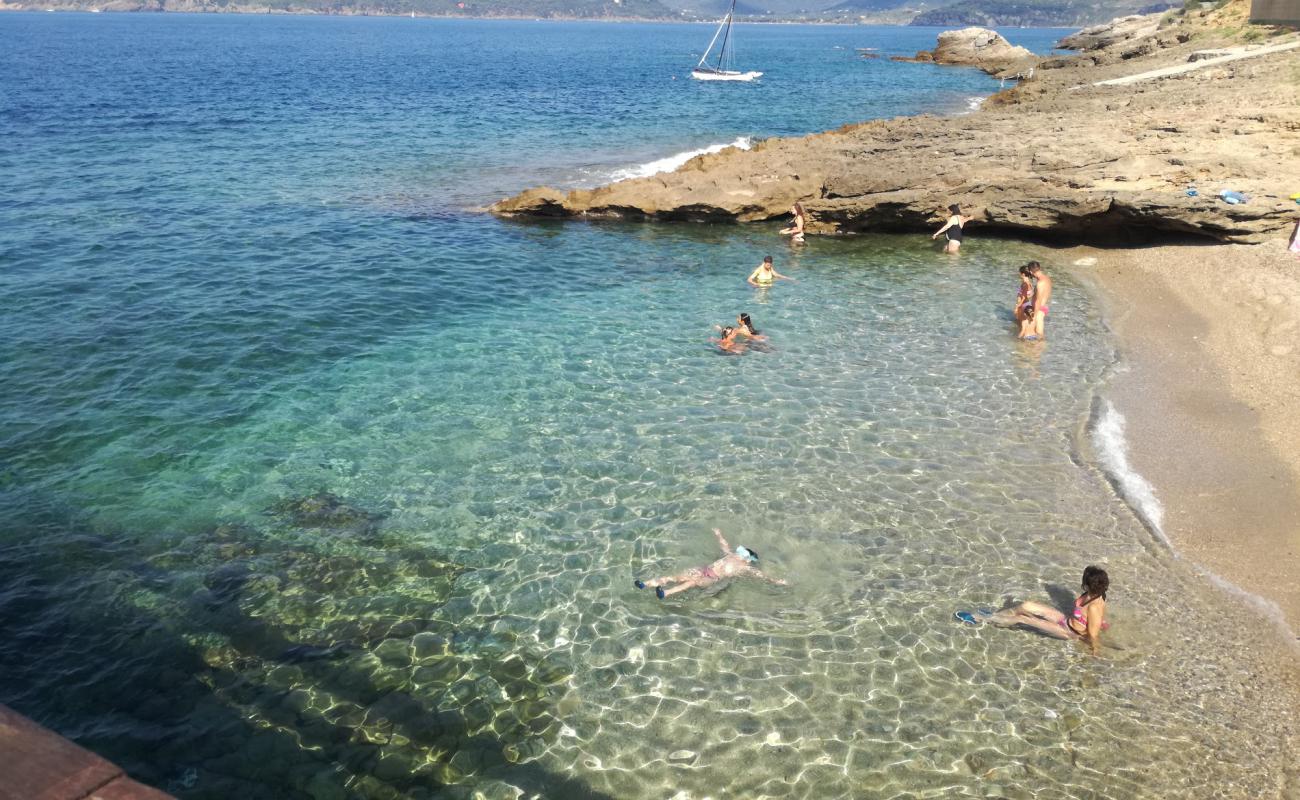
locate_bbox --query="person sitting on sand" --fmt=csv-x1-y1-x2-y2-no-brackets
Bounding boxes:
635,528,787,599
748,256,793,287
711,326,744,354
1014,265,1035,323
931,204,970,254
780,202,807,243
959,566,1110,656
1027,261,1051,339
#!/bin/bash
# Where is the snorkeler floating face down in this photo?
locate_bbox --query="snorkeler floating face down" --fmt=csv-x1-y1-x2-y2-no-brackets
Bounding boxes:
634,528,785,599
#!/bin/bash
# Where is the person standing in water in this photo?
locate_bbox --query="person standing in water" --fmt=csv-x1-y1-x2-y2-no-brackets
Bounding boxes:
1027,261,1051,339
747,256,794,287
962,566,1110,656
1017,306,1039,340
1014,264,1035,323
635,528,787,599
931,204,969,254
780,202,807,243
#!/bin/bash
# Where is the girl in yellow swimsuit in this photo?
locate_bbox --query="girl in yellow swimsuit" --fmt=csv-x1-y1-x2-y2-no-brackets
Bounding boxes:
747,256,793,287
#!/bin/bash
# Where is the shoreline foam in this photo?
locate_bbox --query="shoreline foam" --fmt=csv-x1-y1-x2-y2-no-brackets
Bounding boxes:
606,137,754,184
1073,241,1300,639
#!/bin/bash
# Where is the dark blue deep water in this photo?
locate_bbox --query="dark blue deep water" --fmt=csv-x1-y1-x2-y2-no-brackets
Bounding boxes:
2,13,1296,800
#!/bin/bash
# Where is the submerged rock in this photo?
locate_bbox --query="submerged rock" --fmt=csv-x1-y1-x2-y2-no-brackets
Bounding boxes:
203,562,254,605
269,492,385,533
279,641,359,664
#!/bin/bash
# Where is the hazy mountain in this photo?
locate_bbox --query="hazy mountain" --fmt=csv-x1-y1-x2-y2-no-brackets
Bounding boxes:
673,0,769,16
909,0,1177,26
26,0,1173,24
822,0,923,9
657,0,839,15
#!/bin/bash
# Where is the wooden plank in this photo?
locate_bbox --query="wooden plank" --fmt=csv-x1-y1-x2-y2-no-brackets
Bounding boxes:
90,777,176,800
0,705,173,800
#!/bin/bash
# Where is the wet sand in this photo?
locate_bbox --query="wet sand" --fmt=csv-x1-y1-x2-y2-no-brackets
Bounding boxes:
1069,239,1300,638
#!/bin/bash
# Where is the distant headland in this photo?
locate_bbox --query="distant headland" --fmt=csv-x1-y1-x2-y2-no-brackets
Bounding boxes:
1,0,1179,29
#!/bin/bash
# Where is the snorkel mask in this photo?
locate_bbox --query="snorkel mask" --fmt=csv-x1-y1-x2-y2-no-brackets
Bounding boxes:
735,546,758,564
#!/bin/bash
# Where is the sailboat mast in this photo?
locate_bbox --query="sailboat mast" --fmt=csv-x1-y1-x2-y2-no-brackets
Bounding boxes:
715,0,736,71
697,10,727,69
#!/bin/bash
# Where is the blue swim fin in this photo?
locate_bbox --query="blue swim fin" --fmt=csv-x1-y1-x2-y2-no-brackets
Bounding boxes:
656,587,666,600
634,579,646,590
955,611,978,625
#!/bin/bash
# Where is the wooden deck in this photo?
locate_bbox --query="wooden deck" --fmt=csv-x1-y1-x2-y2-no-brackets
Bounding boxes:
0,705,174,800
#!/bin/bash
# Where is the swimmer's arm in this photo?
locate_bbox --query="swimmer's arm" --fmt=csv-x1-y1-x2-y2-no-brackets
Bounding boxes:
1084,602,1104,656
747,268,762,286
774,270,794,282
713,528,731,554
748,567,787,586
932,218,954,238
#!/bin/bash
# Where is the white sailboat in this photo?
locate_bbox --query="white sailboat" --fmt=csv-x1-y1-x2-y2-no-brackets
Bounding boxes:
691,0,762,82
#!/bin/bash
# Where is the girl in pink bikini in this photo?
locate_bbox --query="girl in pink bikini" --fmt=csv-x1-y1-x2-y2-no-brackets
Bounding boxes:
1014,265,1034,323
635,528,787,599
975,566,1110,655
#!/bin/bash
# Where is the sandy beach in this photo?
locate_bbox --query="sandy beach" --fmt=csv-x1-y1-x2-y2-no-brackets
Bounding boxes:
1072,238,1300,638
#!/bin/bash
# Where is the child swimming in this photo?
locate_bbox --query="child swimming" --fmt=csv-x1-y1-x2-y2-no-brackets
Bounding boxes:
635,528,787,599
715,313,765,343
711,325,744,353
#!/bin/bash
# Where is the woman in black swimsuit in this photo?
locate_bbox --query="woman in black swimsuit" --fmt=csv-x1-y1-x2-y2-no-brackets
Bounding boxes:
932,203,969,254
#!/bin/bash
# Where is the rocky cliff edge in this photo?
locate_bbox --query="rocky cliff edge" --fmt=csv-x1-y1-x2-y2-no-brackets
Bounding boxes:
491,3,1300,245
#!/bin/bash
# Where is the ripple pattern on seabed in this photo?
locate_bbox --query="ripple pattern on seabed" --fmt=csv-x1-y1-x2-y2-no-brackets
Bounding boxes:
3,228,1289,799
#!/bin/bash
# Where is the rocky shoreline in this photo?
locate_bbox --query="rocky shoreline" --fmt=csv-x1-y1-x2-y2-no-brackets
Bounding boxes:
491,2,1300,246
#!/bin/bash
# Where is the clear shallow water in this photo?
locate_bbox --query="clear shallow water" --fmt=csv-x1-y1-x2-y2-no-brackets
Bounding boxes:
1,13,1296,800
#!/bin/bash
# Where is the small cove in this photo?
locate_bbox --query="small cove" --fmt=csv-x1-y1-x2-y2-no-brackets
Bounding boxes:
1,13,1297,799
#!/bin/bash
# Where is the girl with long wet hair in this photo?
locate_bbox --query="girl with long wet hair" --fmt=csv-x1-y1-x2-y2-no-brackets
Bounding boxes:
960,566,1111,655
780,202,807,243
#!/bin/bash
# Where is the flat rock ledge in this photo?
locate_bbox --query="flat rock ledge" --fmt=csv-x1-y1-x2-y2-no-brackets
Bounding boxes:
492,9,1300,246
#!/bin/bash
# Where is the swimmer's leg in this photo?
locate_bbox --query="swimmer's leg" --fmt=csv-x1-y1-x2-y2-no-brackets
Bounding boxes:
660,580,703,598
641,572,692,589
1009,600,1065,622
988,601,1072,640
1003,614,1073,640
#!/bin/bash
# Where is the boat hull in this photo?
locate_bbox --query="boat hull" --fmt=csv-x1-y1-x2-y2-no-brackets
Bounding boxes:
690,69,763,82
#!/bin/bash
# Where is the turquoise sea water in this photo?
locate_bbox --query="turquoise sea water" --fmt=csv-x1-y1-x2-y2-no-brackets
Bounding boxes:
1,13,1296,800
